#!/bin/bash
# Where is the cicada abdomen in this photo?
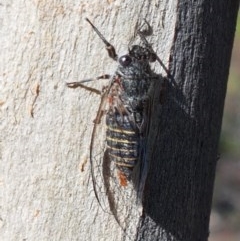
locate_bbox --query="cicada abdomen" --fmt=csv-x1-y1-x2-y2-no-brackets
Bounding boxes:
106,114,139,186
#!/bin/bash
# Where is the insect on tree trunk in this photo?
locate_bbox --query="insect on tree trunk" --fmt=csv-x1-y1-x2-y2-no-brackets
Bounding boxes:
1,1,239,241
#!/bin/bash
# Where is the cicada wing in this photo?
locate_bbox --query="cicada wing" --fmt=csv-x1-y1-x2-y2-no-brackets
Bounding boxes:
88,87,113,213
132,78,157,203
88,83,146,239
131,136,148,203
90,115,142,239
89,114,109,212
88,85,130,216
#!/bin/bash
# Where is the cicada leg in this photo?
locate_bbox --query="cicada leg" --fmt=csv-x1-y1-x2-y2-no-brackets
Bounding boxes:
66,74,111,95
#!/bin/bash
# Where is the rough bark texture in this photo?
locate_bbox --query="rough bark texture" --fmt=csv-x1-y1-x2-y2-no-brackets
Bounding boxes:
0,0,238,241
138,1,239,241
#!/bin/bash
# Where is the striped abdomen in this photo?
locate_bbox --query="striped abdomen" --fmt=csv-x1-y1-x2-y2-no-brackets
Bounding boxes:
106,114,139,180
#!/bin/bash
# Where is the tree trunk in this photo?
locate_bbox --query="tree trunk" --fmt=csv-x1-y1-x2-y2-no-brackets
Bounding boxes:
0,1,238,241
139,1,239,241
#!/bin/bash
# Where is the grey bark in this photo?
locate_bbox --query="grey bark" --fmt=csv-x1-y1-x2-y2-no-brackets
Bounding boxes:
0,0,239,241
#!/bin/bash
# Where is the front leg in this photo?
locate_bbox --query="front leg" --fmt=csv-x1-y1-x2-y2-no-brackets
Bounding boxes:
66,74,111,95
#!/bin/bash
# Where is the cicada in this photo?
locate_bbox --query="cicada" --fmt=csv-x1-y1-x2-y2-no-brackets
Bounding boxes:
67,18,164,234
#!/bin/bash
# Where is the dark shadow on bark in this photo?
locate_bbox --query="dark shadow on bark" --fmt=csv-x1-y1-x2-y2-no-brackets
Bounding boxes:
135,0,239,240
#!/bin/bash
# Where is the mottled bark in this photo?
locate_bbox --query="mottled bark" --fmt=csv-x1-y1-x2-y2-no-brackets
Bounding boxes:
138,1,239,241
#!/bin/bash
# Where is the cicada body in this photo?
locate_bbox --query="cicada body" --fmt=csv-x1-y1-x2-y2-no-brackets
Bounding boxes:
67,18,164,235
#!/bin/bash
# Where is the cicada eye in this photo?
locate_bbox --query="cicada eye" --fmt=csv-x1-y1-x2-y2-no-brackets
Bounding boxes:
119,55,132,67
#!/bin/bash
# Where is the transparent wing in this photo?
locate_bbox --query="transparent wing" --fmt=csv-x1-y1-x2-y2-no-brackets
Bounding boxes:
89,88,143,240
88,90,109,212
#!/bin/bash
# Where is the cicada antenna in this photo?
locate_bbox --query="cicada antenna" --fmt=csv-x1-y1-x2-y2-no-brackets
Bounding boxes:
85,18,118,61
